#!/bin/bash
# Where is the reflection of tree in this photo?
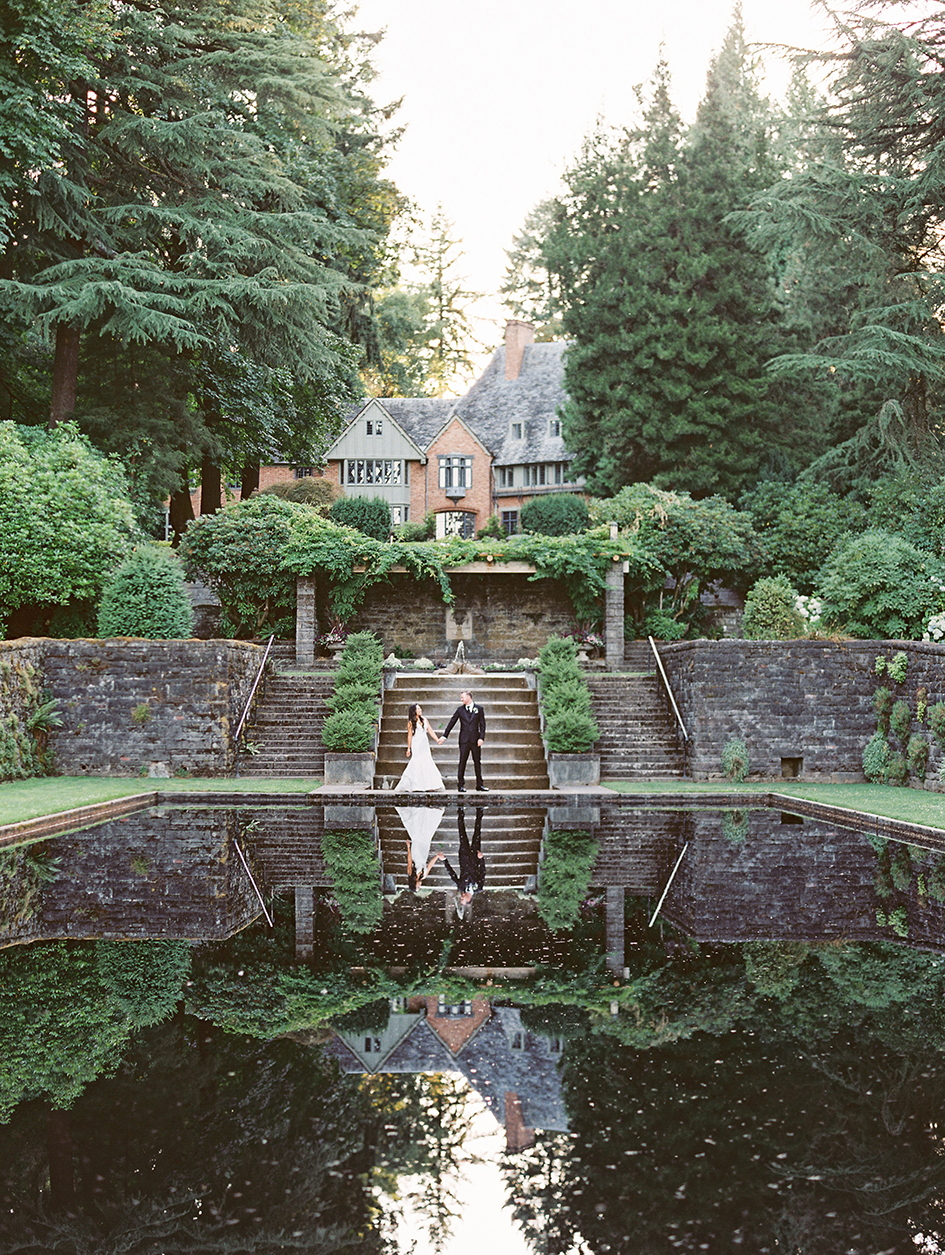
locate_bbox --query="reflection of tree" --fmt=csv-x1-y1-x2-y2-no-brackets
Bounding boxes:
0,1017,392,1255
363,1073,480,1254
555,1016,945,1254
502,1132,588,1255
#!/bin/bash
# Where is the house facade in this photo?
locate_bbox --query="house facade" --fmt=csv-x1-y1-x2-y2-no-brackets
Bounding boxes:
255,320,583,537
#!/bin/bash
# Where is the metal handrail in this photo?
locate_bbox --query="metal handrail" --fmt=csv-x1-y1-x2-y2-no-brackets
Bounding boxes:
234,634,275,742
647,635,689,743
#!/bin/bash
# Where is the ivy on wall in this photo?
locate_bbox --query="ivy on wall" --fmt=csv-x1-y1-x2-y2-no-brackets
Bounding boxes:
182,495,653,635
0,654,56,781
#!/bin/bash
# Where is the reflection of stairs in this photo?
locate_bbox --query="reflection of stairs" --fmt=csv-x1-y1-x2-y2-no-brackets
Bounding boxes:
374,673,549,791
377,804,546,892
586,672,686,779
238,673,335,778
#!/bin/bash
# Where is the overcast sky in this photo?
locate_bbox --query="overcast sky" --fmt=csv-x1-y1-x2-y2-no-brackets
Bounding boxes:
352,0,837,380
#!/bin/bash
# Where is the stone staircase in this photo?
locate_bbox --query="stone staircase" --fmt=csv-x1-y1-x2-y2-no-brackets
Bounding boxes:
374,673,550,791
237,671,336,778
376,803,546,892
586,668,686,780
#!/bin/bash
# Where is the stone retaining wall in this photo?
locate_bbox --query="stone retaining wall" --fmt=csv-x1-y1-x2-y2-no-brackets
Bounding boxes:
658,638,945,782
350,572,575,661
4,638,263,777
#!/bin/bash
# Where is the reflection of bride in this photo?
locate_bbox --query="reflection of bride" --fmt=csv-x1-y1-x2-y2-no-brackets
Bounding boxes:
394,703,445,792
396,806,445,891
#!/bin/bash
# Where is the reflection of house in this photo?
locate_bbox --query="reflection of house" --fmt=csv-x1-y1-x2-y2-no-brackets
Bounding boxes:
258,321,583,538
324,997,568,1151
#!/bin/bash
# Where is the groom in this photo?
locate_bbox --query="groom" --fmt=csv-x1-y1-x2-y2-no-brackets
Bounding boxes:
442,689,489,792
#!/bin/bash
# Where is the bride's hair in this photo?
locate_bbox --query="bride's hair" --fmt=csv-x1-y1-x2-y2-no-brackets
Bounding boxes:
407,703,421,731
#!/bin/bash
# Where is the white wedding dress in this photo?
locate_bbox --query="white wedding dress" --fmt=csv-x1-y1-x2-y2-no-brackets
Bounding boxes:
396,805,446,876
394,721,446,792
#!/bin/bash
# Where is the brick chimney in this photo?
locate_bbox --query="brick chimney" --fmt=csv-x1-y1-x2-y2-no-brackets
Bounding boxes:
504,319,535,381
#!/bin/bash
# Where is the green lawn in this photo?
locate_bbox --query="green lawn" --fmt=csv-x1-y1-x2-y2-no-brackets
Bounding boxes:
0,776,320,826
605,779,945,830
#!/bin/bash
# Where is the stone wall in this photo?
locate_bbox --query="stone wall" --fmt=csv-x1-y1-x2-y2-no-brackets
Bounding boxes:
33,638,264,776
658,638,945,781
349,571,576,661
1,804,262,945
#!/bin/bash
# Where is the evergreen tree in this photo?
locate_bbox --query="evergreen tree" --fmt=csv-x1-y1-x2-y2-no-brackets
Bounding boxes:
0,0,401,531
546,24,793,499
741,2,945,485
407,207,484,394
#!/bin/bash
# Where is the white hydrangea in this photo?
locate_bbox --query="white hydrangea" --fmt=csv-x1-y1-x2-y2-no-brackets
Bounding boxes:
923,611,945,642
795,594,823,626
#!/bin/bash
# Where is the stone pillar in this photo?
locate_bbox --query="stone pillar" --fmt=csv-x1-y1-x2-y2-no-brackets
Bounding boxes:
605,886,625,973
604,560,624,671
295,885,314,960
296,576,316,666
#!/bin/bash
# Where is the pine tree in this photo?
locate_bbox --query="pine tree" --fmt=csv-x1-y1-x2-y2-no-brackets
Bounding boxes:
0,0,400,528
551,25,791,499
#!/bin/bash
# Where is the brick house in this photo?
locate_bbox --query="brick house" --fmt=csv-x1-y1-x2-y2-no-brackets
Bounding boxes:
249,320,583,537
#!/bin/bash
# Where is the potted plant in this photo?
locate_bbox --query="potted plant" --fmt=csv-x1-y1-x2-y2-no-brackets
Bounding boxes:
322,631,383,786
538,636,601,788
319,617,350,658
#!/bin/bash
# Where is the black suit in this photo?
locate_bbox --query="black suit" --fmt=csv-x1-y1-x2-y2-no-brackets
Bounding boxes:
444,806,485,895
442,701,486,790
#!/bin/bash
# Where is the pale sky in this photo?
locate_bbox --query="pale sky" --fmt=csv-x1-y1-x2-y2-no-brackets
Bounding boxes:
353,0,837,378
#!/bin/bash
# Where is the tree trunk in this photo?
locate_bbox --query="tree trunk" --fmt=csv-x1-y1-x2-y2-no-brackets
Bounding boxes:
168,484,195,545
49,321,80,428
240,460,260,499
200,456,222,515
46,1104,76,1214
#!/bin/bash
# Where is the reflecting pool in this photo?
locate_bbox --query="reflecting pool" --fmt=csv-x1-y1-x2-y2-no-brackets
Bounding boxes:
2,799,945,1253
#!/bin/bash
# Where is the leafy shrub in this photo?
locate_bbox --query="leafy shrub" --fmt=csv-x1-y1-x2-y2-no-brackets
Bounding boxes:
477,513,505,540
721,809,749,844
520,493,590,536
739,479,864,593
741,574,805,639
395,512,436,542
890,846,912,892
888,650,909,684
519,1003,590,1040
322,708,375,752
890,698,911,742
907,734,930,780
873,686,892,732
929,702,945,748
543,707,600,753
332,997,391,1033
721,738,749,782
541,677,593,721
261,478,342,510
886,750,908,786
320,829,382,933
638,608,689,641
96,545,194,639
325,681,380,714
329,496,392,541
539,635,598,752
537,829,598,931
816,529,943,639
96,939,191,1027
743,940,809,999
862,731,890,782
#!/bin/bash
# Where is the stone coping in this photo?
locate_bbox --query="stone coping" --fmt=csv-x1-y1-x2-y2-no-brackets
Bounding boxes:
3,787,942,847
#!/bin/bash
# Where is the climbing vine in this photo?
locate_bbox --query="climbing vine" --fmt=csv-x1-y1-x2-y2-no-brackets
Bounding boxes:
0,653,58,780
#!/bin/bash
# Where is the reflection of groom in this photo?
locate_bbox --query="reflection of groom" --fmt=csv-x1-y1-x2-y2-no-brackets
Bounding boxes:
442,689,488,793
444,805,485,900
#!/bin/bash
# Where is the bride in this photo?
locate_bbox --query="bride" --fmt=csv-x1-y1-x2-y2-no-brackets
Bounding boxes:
394,702,446,792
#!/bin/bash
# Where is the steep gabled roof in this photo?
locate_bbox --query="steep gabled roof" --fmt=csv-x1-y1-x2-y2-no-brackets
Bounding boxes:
338,396,457,455
454,341,572,466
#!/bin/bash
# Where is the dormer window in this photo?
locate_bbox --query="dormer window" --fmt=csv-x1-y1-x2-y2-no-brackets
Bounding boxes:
549,418,561,438
366,417,383,436
510,421,523,440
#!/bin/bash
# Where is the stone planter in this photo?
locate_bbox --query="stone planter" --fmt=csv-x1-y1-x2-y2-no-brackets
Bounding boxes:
324,751,375,787
547,752,601,789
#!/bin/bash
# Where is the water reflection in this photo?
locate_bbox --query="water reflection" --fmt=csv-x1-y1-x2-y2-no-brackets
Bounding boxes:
3,800,945,1252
